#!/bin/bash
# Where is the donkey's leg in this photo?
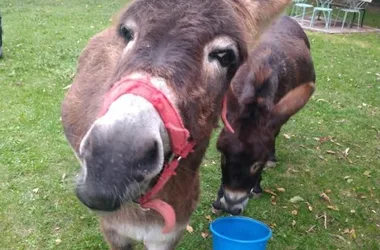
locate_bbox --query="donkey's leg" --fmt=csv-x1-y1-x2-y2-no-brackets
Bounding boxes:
144,227,184,250
250,172,263,199
266,128,281,169
102,228,134,250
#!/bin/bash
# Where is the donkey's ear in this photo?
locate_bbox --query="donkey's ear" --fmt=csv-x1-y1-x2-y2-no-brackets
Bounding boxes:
239,72,256,105
238,63,273,105
268,82,315,129
235,0,292,47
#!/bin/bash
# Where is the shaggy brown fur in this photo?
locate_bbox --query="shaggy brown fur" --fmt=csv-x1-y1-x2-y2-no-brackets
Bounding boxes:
61,1,291,249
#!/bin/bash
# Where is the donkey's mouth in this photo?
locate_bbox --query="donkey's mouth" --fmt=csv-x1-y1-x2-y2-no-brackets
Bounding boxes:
211,185,254,215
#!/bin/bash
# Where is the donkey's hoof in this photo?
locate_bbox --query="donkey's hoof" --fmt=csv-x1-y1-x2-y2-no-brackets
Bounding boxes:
249,192,262,199
264,161,277,169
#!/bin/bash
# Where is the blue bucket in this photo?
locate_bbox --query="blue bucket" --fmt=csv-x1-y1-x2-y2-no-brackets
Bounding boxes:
209,216,272,250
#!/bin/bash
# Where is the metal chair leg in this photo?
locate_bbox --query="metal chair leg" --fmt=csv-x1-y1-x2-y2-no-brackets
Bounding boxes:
357,12,361,29
301,6,306,25
361,9,366,27
291,4,295,16
341,12,348,30
309,9,316,28
334,9,341,27
327,11,331,29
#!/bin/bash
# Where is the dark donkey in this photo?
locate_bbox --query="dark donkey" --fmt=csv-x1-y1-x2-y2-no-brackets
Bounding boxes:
61,1,291,249
213,16,316,215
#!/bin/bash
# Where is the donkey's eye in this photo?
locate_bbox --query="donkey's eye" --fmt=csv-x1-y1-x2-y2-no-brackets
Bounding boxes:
120,26,134,42
209,49,236,68
250,162,262,175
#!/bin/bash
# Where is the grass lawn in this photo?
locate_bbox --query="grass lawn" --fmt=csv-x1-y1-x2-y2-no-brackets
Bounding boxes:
0,1,379,249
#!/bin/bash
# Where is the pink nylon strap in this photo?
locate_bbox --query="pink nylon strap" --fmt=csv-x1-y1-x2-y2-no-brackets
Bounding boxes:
222,95,235,134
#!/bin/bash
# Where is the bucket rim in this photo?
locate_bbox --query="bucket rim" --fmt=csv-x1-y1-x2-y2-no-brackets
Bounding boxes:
209,216,272,244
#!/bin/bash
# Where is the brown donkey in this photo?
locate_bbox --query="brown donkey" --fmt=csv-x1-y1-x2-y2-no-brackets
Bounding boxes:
61,1,291,249
213,16,316,215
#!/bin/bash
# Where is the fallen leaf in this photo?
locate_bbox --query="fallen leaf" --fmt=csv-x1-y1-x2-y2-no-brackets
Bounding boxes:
205,215,212,222
289,168,299,173
63,84,72,90
349,228,356,239
264,189,277,196
363,171,371,177
320,193,331,204
327,205,339,211
344,176,351,180
291,210,298,216
306,225,316,233
292,220,296,227
269,223,277,229
317,98,328,103
318,155,327,161
343,228,350,234
343,148,350,157
326,150,336,155
186,225,194,234
276,187,286,193
289,196,304,203
325,189,332,194
330,139,343,147
271,195,277,206
346,178,353,184
305,202,313,212
55,239,62,245
358,194,367,199
350,209,356,214
319,137,331,143
201,232,209,239
283,133,291,139
54,227,60,232
329,233,348,243
32,188,39,194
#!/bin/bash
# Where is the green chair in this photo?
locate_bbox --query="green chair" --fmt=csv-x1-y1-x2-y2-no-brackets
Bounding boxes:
292,0,314,25
310,0,333,29
291,0,306,16
334,0,372,30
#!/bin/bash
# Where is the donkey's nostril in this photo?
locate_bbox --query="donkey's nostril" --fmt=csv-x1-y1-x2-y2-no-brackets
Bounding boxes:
212,200,222,210
145,141,159,163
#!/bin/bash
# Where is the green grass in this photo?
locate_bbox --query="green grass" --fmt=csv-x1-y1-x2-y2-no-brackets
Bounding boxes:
0,1,379,249
365,7,380,28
